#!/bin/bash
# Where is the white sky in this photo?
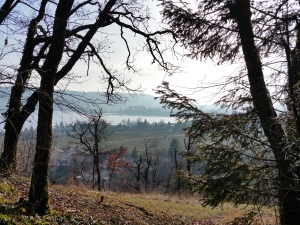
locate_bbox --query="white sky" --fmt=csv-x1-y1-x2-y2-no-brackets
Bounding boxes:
59,0,240,105
0,0,240,106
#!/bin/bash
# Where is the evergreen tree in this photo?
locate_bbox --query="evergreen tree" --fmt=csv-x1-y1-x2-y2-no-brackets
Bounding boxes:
167,122,171,130
154,122,158,130
168,138,180,157
137,121,143,130
60,121,64,129
143,119,149,129
131,147,138,159
173,123,182,133
157,0,300,224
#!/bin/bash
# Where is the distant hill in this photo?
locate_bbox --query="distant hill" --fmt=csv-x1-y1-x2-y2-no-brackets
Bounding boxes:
0,86,220,113
55,90,164,112
0,87,162,111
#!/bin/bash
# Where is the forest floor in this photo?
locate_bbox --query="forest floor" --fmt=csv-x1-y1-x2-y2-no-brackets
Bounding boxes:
0,176,276,224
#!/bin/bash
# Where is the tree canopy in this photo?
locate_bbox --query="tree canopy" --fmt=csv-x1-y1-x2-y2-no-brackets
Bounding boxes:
157,0,300,224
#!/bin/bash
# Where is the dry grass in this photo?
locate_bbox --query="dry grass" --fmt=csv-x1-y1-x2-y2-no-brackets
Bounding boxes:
133,192,278,224
220,210,277,225
0,176,277,225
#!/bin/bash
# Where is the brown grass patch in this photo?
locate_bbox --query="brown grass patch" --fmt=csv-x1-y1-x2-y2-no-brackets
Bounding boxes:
0,176,277,225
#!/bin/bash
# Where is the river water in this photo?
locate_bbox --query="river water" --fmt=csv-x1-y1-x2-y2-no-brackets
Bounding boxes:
52,111,177,125
15,111,178,130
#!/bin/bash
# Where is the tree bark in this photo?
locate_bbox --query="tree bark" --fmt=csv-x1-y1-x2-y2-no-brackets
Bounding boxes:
92,162,95,190
0,0,48,172
0,0,20,24
28,0,74,214
55,0,117,83
236,1,300,224
28,77,54,215
94,122,101,191
95,154,101,191
174,149,180,192
288,23,300,135
184,137,193,177
1,91,38,173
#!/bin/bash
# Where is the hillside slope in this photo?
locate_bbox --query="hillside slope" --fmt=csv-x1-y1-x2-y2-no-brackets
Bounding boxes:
0,176,276,225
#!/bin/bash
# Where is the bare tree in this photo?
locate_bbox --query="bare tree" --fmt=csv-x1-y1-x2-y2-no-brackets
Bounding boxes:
150,149,161,190
1,0,175,214
183,136,195,178
128,155,143,192
127,139,161,192
69,109,112,191
0,0,20,25
135,139,161,191
140,139,154,190
28,1,75,214
1,0,48,172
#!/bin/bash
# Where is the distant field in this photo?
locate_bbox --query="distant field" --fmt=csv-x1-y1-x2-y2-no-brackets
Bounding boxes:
108,130,185,152
53,130,186,153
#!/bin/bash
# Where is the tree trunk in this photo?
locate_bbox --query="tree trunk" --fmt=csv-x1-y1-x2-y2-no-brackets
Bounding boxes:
288,22,300,136
2,114,23,173
236,1,300,224
1,91,39,173
28,77,54,215
94,122,101,191
0,91,38,174
174,149,180,192
184,137,193,177
95,155,101,191
137,156,141,183
0,0,19,24
28,0,74,215
1,0,47,172
92,163,95,190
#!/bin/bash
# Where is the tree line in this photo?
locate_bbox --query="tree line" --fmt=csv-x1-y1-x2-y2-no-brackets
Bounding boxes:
49,136,194,195
115,106,171,117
